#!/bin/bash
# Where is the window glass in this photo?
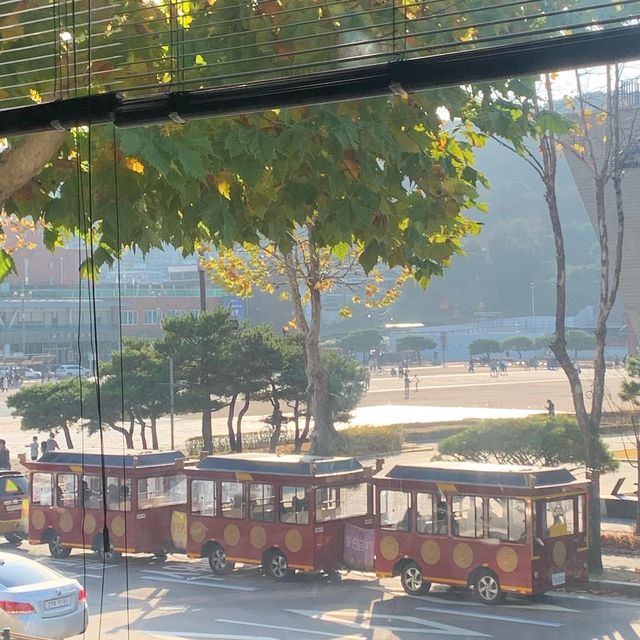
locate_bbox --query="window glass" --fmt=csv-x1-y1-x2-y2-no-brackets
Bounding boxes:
56,474,78,508
191,480,216,516
380,489,411,532
106,476,132,511
488,497,526,543
32,473,53,506
416,493,448,535
250,483,275,522
138,475,187,510
221,481,245,519
577,494,585,533
315,483,368,522
452,495,484,538
280,486,309,525
545,498,575,537
2,476,27,495
82,475,103,510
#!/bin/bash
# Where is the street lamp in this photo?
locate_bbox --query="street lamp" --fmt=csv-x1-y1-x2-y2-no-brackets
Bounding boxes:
529,282,536,320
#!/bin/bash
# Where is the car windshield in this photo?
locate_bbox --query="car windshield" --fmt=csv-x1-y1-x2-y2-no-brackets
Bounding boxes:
0,559,65,588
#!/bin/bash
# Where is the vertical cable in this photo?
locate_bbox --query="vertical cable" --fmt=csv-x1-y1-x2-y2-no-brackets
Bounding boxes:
112,125,132,640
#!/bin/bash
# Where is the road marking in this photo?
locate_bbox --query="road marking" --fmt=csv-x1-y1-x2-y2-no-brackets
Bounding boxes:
139,632,279,640
368,377,572,394
459,601,580,613
142,575,256,591
415,605,563,627
288,609,490,637
553,592,640,608
142,569,221,581
217,618,365,638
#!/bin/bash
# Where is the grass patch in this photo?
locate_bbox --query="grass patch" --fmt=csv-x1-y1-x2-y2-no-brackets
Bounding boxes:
335,425,404,457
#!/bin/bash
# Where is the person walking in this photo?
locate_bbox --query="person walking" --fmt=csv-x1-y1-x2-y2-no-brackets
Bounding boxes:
546,399,555,417
45,432,60,452
0,440,10,470
404,373,410,399
413,374,419,392
26,436,39,461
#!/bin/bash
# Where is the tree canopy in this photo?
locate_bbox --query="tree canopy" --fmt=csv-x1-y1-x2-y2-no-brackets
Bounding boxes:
469,339,502,357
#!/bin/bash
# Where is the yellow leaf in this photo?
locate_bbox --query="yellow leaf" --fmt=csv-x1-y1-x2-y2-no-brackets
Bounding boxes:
217,180,231,200
125,157,145,174
338,306,352,318
29,88,42,104
194,54,206,66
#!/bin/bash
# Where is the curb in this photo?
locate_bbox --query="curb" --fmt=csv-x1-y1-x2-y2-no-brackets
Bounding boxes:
586,577,640,598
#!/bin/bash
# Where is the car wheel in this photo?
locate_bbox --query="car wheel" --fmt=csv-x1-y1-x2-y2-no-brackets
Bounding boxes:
208,544,235,575
4,533,22,545
48,532,71,558
473,570,505,605
266,550,290,580
400,561,431,596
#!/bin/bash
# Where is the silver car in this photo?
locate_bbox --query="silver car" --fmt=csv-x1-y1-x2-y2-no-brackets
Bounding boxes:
0,552,87,639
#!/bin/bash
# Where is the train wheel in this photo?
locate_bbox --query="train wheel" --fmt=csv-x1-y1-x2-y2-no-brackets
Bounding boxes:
4,533,22,545
208,544,235,575
93,536,121,564
400,561,431,596
473,570,505,605
48,532,71,559
266,550,290,580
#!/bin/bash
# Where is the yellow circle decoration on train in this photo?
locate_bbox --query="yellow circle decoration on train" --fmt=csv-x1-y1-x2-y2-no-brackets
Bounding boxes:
224,524,240,546
190,521,207,544
453,542,473,569
250,526,267,549
380,535,399,561
496,546,518,573
111,515,126,537
59,511,74,533
31,510,45,530
421,539,441,565
83,514,97,536
285,529,303,553
552,540,567,568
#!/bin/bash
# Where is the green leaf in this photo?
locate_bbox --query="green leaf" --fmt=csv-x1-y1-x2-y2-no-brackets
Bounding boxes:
0,250,16,282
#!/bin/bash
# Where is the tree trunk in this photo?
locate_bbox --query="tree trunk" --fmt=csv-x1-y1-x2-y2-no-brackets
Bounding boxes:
139,419,148,450
60,422,74,449
269,400,283,454
416,349,421,365
293,400,302,453
235,395,250,453
150,416,159,450
202,408,213,454
226,393,238,452
107,422,135,449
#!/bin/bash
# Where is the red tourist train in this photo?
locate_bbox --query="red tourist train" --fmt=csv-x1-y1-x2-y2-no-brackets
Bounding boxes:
23,451,589,604
0,470,29,544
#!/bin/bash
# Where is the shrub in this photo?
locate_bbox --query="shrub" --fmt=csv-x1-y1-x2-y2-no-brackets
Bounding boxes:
335,425,404,457
601,531,640,552
437,415,618,472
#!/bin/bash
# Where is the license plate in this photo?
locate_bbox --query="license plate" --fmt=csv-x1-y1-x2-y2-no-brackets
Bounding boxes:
5,504,21,512
44,596,71,610
551,571,566,586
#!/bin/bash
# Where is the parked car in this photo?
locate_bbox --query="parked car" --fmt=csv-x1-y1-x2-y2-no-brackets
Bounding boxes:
21,368,42,380
0,552,88,639
54,365,91,379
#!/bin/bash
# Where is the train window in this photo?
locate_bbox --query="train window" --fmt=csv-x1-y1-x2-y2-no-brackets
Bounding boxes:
488,497,526,543
32,472,53,506
544,497,575,537
106,476,132,512
380,489,411,532
1,476,27,496
82,475,104,510
191,480,216,517
221,481,245,519
452,495,484,538
280,486,309,525
416,493,448,535
138,475,187,510
250,484,275,522
56,474,78,508
315,484,368,522
577,495,585,533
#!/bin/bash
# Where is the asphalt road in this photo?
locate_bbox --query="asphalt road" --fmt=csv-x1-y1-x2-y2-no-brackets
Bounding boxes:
7,543,640,640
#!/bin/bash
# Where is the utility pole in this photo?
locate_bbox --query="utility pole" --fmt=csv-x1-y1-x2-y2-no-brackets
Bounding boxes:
169,357,175,450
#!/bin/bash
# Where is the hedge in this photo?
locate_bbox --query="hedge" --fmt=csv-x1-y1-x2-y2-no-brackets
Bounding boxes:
335,425,404,457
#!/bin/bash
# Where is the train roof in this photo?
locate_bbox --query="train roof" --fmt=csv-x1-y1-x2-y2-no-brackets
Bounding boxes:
196,453,364,477
31,449,185,469
378,461,580,489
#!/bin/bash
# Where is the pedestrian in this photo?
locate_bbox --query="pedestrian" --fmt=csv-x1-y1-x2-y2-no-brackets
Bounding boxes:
546,399,555,417
404,373,410,399
0,440,10,470
45,432,60,452
26,436,39,461
40,441,47,457
1,374,6,391
364,369,370,391
413,374,419,392
468,358,475,373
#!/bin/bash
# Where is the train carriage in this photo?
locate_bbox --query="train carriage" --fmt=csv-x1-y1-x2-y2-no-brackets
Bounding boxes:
185,453,373,578
374,461,589,603
24,450,187,560
0,470,28,544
